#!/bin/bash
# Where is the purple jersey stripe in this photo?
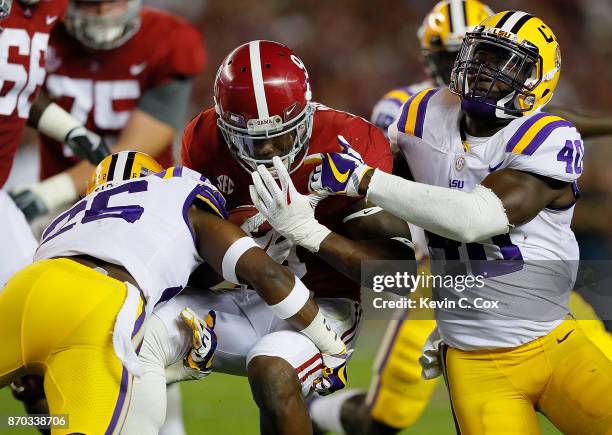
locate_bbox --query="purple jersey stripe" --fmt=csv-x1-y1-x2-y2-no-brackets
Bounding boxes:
105,366,129,435
155,286,184,307
396,99,411,134
505,112,550,151
491,234,523,260
182,185,205,244
130,306,146,339
414,88,440,138
521,120,574,155
154,169,168,178
173,166,183,177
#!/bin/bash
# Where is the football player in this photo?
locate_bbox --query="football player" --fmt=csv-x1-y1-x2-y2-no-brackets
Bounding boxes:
153,40,414,434
9,0,206,223
0,0,111,287
309,1,612,433
306,11,612,434
0,150,349,435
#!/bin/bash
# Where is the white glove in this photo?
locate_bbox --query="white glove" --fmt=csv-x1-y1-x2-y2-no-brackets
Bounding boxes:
249,156,331,253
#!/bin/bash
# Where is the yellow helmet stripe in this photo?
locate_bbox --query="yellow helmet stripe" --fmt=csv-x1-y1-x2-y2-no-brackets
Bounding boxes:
507,114,573,155
396,88,440,138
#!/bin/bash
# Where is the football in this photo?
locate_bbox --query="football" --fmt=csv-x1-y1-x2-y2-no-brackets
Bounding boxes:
228,205,272,237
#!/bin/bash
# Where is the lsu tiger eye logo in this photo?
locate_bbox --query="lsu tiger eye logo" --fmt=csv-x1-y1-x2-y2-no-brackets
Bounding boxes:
554,44,561,71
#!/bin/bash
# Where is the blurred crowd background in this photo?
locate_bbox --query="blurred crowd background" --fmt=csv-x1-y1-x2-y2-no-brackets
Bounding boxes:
10,0,612,258
148,0,612,260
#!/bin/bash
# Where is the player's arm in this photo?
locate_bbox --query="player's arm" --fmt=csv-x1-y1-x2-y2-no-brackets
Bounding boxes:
547,105,612,138
65,78,193,196
250,155,415,285
188,200,346,357
314,198,415,283
11,94,112,222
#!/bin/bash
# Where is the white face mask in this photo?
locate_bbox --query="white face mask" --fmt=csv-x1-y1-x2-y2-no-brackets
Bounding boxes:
64,0,141,50
83,21,124,45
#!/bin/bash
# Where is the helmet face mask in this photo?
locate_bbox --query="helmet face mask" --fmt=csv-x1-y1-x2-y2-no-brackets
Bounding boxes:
451,32,539,117
216,103,315,174
450,11,561,119
423,46,461,86
65,0,141,50
0,0,11,18
214,40,315,176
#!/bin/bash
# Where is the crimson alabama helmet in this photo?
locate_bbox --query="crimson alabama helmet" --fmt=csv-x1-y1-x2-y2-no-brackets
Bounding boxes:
214,40,315,174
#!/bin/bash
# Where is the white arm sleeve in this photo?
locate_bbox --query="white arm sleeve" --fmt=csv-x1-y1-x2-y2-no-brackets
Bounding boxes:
366,169,511,243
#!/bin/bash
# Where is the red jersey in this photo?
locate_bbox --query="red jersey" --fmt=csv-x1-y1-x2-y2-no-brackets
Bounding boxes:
0,0,67,187
39,7,205,180
182,104,393,300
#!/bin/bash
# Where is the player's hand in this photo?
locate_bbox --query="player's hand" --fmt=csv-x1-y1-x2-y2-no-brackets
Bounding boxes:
9,188,48,222
306,135,372,197
65,126,111,165
313,349,352,396
196,176,229,219
181,308,217,378
249,156,331,253
9,173,77,222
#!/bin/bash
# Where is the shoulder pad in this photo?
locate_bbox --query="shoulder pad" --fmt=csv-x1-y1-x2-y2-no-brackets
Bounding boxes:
395,87,442,138
505,112,575,156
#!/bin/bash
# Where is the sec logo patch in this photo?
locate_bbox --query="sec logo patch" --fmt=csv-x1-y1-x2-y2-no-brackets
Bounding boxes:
217,174,234,195
455,155,466,171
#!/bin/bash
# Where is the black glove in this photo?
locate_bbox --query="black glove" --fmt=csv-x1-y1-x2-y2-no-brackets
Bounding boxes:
65,126,111,165
10,189,48,223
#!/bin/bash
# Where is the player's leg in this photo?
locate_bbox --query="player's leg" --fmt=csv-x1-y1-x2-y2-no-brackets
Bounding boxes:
309,316,438,435
0,190,37,286
19,259,145,435
441,344,541,435
247,298,361,435
0,259,32,387
570,291,612,360
537,319,612,434
159,383,187,435
122,314,172,435
124,289,263,434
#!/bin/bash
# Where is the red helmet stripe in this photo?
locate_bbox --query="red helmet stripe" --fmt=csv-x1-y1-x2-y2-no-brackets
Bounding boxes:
248,40,270,118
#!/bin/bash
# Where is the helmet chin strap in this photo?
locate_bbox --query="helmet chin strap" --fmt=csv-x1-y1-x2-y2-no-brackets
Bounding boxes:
494,91,519,119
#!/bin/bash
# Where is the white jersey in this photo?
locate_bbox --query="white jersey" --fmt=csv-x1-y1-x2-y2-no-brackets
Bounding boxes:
35,166,213,310
389,87,583,350
370,80,433,137
370,80,434,258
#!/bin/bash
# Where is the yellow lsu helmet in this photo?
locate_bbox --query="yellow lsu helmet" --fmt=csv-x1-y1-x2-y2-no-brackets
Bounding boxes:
449,10,562,119
418,0,494,86
87,151,163,194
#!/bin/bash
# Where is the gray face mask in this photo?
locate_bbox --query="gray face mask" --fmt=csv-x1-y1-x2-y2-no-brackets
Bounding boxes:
1,0,43,19
64,0,141,50
0,0,11,19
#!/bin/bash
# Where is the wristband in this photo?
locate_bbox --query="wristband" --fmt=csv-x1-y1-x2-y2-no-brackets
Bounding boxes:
300,309,345,355
221,237,258,285
268,276,310,319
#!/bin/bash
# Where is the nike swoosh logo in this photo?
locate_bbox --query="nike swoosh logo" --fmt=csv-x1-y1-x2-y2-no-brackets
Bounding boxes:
46,15,58,25
328,155,350,183
556,329,574,344
488,160,504,172
129,62,147,76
